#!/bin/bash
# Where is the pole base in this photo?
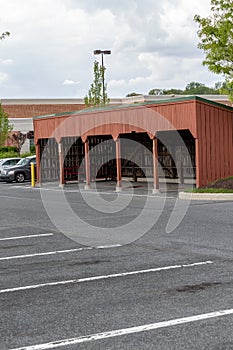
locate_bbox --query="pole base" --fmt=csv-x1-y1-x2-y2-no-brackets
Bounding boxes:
115,186,122,192
84,185,91,190
152,188,160,195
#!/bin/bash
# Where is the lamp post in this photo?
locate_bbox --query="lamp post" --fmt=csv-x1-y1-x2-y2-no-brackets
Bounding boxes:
93,49,111,104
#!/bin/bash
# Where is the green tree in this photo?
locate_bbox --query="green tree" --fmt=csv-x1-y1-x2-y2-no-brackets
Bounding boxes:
126,92,143,97
84,60,109,107
148,82,225,96
194,0,233,99
148,88,164,95
184,81,220,94
149,88,185,95
0,103,13,146
0,31,10,40
218,80,233,95
162,88,184,95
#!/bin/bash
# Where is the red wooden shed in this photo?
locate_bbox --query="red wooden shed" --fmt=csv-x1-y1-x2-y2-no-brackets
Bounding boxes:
33,96,233,190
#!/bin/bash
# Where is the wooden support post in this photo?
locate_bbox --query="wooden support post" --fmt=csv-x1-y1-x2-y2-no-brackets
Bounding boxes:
179,161,184,185
58,140,65,187
195,138,200,188
152,137,159,194
176,146,184,185
35,142,41,186
84,139,91,190
115,138,122,192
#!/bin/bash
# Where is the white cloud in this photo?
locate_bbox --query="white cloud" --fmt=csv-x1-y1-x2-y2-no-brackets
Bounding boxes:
0,59,14,65
63,79,80,85
108,79,126,88
0,72,8,84
0,0,218,98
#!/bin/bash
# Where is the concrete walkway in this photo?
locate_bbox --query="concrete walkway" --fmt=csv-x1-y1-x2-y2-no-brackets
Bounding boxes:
179,191,233,201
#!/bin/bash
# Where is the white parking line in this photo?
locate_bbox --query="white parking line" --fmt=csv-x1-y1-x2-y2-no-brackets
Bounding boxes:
9,308,233,350
0,233,54,241
11,186,175,198
0,261,213,294
0,244,121,261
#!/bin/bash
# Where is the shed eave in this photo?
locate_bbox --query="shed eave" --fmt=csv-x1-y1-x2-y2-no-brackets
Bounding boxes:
33,95,233,121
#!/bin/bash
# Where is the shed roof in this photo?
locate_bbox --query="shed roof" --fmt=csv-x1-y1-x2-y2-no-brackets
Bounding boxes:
33,96,233,120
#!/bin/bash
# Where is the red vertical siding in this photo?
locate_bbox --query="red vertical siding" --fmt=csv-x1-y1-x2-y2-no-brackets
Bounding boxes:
205,107,211,183
196,101,233,187
228,112,233,174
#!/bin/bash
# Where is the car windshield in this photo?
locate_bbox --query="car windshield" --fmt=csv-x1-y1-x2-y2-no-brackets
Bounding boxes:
16,158,29,166
1,160,9,166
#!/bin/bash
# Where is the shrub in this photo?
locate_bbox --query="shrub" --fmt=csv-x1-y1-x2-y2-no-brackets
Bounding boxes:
30,145,35,153
21,152,35,158
0,146,18,153
0,151,20,159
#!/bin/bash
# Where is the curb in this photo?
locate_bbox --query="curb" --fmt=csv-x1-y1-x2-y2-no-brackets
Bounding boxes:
179,191,233,201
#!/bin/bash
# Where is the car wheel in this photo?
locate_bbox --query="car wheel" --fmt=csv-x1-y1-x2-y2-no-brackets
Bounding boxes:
15,172,25,183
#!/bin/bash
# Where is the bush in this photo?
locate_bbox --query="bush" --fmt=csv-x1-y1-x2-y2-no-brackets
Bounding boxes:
20,152,35,158
0,146,18,153
30,145,35,153
0,151,20,159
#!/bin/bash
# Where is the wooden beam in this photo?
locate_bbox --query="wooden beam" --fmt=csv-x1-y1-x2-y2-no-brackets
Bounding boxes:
58,141,65,187
152,137,159,193
84,139,91,190
115,138,122,192
35,142,41,186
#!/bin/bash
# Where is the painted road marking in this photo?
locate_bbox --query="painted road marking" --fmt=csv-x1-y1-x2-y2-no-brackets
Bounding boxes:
0,195,39,201
0,233,54,241
0,261,213,294
9,308,233,350
0,244,121,261
11,186,175,198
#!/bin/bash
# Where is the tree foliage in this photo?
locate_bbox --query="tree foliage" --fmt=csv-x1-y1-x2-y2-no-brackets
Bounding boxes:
148,81,225,95
194,0,233,99
184,81,219,94
126,92,143,97
84,60,109,107
0,31,10,40
149,88,184,95
11,131,27,152
0,103,13,146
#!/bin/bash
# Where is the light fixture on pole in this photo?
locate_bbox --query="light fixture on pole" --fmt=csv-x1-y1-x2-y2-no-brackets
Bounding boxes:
93,49,111,104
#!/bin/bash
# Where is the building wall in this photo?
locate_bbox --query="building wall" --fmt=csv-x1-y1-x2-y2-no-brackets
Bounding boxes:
1,99,85,150
2,102,85,118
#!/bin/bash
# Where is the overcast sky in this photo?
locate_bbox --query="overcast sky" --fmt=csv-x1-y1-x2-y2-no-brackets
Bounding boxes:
0,0,222,99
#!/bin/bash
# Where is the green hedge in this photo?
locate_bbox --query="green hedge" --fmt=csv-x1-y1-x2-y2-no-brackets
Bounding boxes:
0,151,19,159
21,152,35,158
0,146,18,153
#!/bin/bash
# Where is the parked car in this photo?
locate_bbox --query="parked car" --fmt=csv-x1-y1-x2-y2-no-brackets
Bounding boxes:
0,157,21,176
0,155,36,183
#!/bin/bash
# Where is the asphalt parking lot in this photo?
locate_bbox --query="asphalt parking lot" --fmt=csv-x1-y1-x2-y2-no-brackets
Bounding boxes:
0,181,233,349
